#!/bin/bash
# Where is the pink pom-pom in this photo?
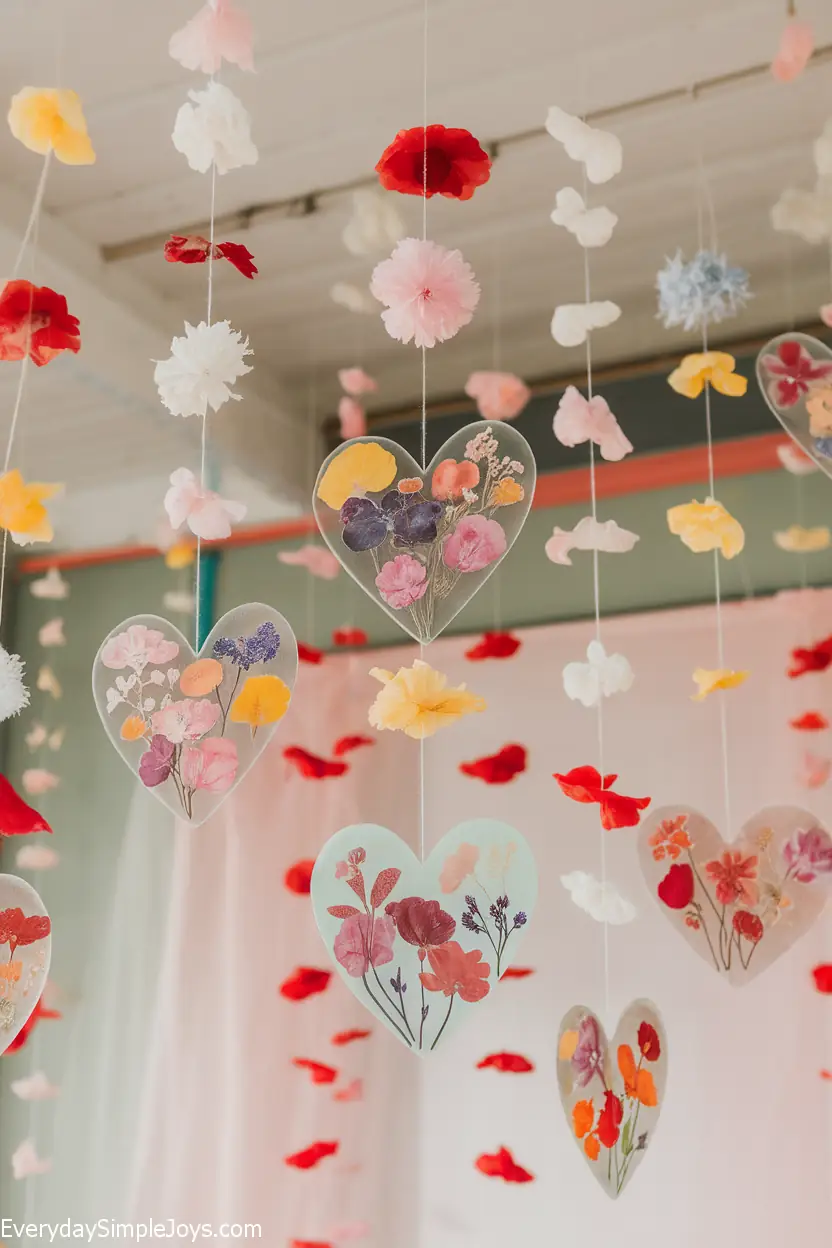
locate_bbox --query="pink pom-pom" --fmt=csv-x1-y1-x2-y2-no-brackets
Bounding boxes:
338,397,367,439
370,237,480,349
772,19,814,83
169,0,254,75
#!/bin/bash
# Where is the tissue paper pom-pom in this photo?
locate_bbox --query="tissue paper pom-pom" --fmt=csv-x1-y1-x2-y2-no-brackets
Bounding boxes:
376,125,491,200
550,187,618,248
656,250,751,332
0,648,29,722
8,88,95,164
338,396,367,439
465,372,530,422
0,281,81,368
772,20,814,83
338,368,377,396
545,106,622,183
172,81,258,175
562,640,634,708
169,0,254,74
553,387,632,461
154,321,252,418
342,189,405,257
551,301,620,348
561,871,636,924
164,467,247,540
370,238,480,348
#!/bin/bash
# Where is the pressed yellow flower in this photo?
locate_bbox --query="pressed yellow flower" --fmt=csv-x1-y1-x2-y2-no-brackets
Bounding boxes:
317,442,397,510
8,88,95,165
668,352,747,400
165,539,196,569
558,1029,579,1061
120,714,148,742
489,478,525,507
691,668,750,701
774,524,831,553
667,497,745,559
368,659,486,739
0,469,61,545
230,674,291,729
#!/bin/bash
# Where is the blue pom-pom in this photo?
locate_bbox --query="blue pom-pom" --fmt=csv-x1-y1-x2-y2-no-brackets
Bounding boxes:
656,249,751,332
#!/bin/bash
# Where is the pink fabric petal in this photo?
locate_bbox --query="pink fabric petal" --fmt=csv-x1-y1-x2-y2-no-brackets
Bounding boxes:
465,371,531,421
821,305,832,329
338,367,377,396
164,468,246,540
169,0,254,74
772,20,814,83
278,546,341,580
553,386,632,461
338,396,367,438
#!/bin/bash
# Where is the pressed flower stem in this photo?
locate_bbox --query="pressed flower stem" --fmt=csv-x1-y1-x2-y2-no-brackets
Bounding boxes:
691,901,720,972
430,993,455,1050
361,973,411,1046
419,980,427,1050
371,961,414,1041
686,850,730,971
391,969,415,1042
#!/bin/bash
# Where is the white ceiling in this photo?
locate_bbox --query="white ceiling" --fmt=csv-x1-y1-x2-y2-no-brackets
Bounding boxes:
0,0,831,548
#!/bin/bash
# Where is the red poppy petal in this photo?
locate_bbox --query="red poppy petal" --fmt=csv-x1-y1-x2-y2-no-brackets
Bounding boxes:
812,964,832,993
331,627,369,647
791,712,830,731
215,241,258,279
599,791,651,830
476,1052,535,1073
460,744,527,784
283,747,348,780
332,735,375,758
298,643,325,665
279,968,332,1001
475,1147,534,1183
464,631,522,661
292,1058,339,1085
0,776,52,836
500,966,534,979
284,1141,339,1170
331,1028,371,1045
553,765,604,803
164,234,210,264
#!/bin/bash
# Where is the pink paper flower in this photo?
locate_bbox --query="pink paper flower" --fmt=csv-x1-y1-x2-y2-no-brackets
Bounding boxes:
375,554,428,609
180,737,238,793
338,396,367,439
164,467,247,541
370,238,480,348
439,842,479,893
772,19,814,83
553,386,633,461
443,514,507,573
151,698,220,745
761,340,832,408
169,0,254,74
100,625,180,673
333,913,395,977
465,371,531,422
21,768,59,796
338,368,377,396
278,545,341,580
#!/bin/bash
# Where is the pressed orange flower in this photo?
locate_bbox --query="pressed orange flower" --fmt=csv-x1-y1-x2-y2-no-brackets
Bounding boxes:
230,674,291,729
180,658,224,696
368,660,486,739
398,477,423,493
0,469,61,545
648,814,692,862
120,715,148,742
617,1044,658,1107
668,352,747,399
572,1099,595,1139
165,539,196,569
584,1134,600,1161
691,667,749,701
489,478,524,507
317,442,397,510
8,88,95,165
667,497,744,559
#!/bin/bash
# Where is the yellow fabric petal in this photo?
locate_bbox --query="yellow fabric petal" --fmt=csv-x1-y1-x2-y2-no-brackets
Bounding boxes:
165,541,196,569
667,499,744,559
668,367,704,399
710,368,748,398
369,667,394,685
8,88,95,165
773,524,832,553
708,352,738,373
316,443,398,510
691,668,750,701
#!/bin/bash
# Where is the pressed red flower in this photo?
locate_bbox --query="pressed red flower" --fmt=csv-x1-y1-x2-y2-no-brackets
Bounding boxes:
732,910,764,944
812,964,832,993
464,630,522,661
459,744,527,785
705,851,758,906
284,1140,339,1170
331,1028,371,1045
790,711,830,731
332,734,375,758
292,1058,338,1085
476,1052,535,1073
0,775,52,836
386,896,455,948
0,908,51,956
788,635,832,678
474,1146,534,1183
657,862,695,910
3,995,61,1054
164,235,258,279
761,340,832,408
279,967,332,1002
284,859,315,895
376,124,491,200
420,940,491,1003
596,1090,624,1149
637,1022,661,1062
501,966,534,979
283,747,348,780
0,280,80,367
554,765,651,829
331,627,369,647
298,642,325,665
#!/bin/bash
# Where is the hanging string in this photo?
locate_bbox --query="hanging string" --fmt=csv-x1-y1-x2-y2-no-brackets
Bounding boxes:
194,158,217,650
306,365,318,647
417,0,429,864
491,232,503,631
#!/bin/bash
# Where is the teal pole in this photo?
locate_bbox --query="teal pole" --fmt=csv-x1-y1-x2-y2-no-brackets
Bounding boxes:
197,549,219,649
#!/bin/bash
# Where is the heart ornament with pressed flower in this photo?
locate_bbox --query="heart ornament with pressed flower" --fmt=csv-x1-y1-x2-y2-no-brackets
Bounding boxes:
312,422,536,644
756,332,832,476
93,604,297,827
0,874,51,1056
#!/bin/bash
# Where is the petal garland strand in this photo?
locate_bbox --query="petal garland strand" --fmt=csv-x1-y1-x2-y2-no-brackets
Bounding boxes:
8,88,95,164
368,660,485,739
376,125,491,200
667,499,745,559
668,352,747,399
370,238,480,348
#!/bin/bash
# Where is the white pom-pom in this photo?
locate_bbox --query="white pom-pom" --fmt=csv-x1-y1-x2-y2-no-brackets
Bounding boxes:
154,321,252,418
0,646,29,722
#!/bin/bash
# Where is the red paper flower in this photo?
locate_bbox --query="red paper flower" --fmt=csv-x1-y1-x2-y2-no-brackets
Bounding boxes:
332,627,368,647
476,1052,535,1073
284,859,315,895
657,862,695,910
376,125,491,200
554,765,651,829
3,994,61,1054
464,631,522,661
292,1058,338,1085
788,635,832,678
812,964,832,993
596,1090,624,1148
459,743,527,784
790,711,830,732
501,966,534,979
637,1022,661,1061
474,1146,534,1183
0,775,52,836
284,1141,339,1170
732,910,764,944
279,967,332,1002
332,735,375,758
331,1028,371,1046
164,235,258,279
283,747,348,780
0,280,80,367
761,340,832,408
298,643,325,665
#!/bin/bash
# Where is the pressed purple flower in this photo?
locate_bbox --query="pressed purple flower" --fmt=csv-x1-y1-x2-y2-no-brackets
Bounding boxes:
513,911,527,927
213,621,279,670
138,735,176,788
340,491,443,553
783,825,832,883
571,1014,605,1088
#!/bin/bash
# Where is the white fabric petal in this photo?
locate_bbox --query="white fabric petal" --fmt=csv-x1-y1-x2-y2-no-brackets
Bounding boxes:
561,871,637,924
562,640,634,707
546,516,640,566
550,187,618,247
172,81,258,175
342,189,405,257
545,106,623,184
551,301,621,347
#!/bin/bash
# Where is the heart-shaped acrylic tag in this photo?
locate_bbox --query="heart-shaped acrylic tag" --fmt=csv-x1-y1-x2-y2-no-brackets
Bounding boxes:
93,604,298,827
312,422,536,643
756,332,832,475
557,1000,667,1199
311,819,537,1054
0,874,51,1056
639,805,832,985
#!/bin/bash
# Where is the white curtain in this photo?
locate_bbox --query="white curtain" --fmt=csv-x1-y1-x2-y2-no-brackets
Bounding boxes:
31,590,832,1242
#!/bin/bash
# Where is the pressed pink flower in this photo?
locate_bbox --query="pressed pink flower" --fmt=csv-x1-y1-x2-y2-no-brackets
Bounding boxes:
443,514,507,573
100,624,180,672
278,545,341,580
375,554,428,609
761,341,832,408
164,467,247,541
179,737,238,793
439,842,479,893
169,0,254,74
783,825,832,882
464,371,530,422
338,367,377,396
370,238,480,348
771,19,814,83
151,698,220,744
338,396,367,439
553,386,633,461
333,913,395,978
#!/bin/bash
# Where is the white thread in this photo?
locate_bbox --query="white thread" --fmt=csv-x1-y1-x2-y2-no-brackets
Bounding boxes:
194,158,218,649
418,0,429,866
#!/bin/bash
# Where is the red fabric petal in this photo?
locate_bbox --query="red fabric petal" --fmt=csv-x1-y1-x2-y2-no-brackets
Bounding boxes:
553,765,604,803
476,1052,535,1073
283,747,348,780
791,712,830,731
279,968,332,1002
500,967,534,980
464,631,522,661
0,776,52,836
332,735,375,758
284,859,315,895
812,964,832,993
474,1146,534,1183
599,790,651,830
331,1028,371,1045
292,1058,339,1085
284,1141,339,1170
215,241,258,279
331,627,369,647
555,765,650,828
164,235,211,264
0,280,80,368
459,744,527,784
2,995,61,1054
787,635,832,678
298,643,325,665
377,125,491,200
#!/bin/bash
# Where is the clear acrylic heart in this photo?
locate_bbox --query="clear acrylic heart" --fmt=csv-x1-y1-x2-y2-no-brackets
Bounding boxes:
756,332,832,476
312,422,536,643
311,819,538,1055
0,874,51,1056
92,604,297,827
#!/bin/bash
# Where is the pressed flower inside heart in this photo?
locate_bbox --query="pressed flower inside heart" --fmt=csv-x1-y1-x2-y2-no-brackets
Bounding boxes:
230,674,291,733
